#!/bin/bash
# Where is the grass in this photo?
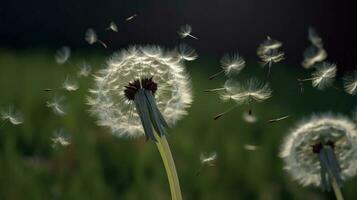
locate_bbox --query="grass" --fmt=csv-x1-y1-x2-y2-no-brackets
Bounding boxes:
0,48,356,199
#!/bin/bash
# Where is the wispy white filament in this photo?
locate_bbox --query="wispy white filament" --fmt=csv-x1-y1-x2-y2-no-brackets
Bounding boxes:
54,46,71,64
62,75,79,91
0,105,24,125
51,129,71,147
200,152,217,166
311,62,337,90
221,53,245,75
46,95,67,116
178,24,198,40
343,70,357,95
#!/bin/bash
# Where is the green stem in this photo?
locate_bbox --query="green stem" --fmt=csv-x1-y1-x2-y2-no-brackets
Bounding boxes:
330,173,344,200
155,134,183,200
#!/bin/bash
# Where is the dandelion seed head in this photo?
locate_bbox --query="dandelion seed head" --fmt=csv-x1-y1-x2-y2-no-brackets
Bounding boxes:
51,129,71,147
85,28,98,44
54,46,71,64
62,75,79,91
46,95,67,116
200,152,217,166
343,70,357,95
280,114,357,187
89,45,193,138
0,105,24,125
221,53,245,75
220,78,272,104
311,62,337,90
302,45,327,69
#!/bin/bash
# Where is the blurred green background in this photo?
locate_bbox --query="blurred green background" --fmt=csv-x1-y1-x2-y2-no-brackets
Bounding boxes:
0,48,356,200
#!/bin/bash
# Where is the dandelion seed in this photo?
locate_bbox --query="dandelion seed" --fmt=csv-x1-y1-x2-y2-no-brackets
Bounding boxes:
178,24,198,40
46,95,67,116
0,105,24,125
257,36,284,76
51,129,71,147
125,14,137,21
85,28,107,48
244,144,259,151
177,43,198,61
302,45,327,69
200,152,218,166
343,70,357,95
54,46,71,64
78,62,92,77
209,53,245,80
62,75,79,91
308,27,324,49
89,45,191,199
311,62,337,90
106,21,118,32
268,115,290,123
257,36,283,54
242,111,257,123
280,114,357,199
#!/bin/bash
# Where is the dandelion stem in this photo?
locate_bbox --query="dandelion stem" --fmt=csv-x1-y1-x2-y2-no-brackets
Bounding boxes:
209,70,224,80
155,134,182,200
330,171,344,200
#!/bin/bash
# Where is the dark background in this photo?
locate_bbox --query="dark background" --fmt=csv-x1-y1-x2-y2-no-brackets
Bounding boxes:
1,0,357,69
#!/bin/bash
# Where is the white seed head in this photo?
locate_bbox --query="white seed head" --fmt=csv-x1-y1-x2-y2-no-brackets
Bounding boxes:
78,62,92,77
200,151,218,166
220,53,245,75
51,128,71,147
54,46,71,64
302,45,327,69
0,105,24,125
311,62,337,90
46,95,67,116
62,75,79,91
343,70,357,95
85,28,98,44
88,45,193,138
220,78,272,104
280,114,357,187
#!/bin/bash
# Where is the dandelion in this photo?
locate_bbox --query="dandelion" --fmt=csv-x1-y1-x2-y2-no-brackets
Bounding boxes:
302,45,327,69
46,95,67,116
62,75,79,91
280,114,357,200
343,70,357,95
89,45,193,200
125,14,137,21
78,62,92,77
85,28,107,48
177,43,198,61
106,21,118,32
298,62,337,90
54,46,71,64
244,144,259,151
211,78,271,119
1,105,24,126
177,24,198,40
257,37,284,76
242,111,257,123
51,129,71,147
209,53,245,80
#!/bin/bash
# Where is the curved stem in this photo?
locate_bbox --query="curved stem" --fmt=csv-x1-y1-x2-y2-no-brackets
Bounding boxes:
155,134,182,200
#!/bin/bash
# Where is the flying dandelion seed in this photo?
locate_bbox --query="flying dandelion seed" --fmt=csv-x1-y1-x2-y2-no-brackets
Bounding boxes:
125,14,137,21
302,45,327,69
177,43,198,61
214,78,271,119
209,53,245,80
62,75,79,91
308,27,324,49
268,115,290,123
46,95,67,116
244,144,259,151
85,28,107,48
89,45,192,200
343,70,357,95
257,36,284,76
0,105,24,125
178,24,198,40
78,62,92,77
257,36,282,54
280,114,357,199
106,21,118,32
311,62,337,90
51,129,71,147
54,46,71,64
200,152,218,166
242,111,257,123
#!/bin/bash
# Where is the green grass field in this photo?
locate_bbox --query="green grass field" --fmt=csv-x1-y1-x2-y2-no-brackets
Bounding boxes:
0,49,356,199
